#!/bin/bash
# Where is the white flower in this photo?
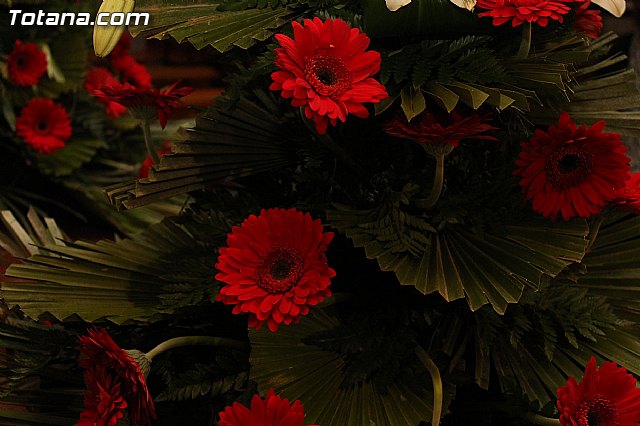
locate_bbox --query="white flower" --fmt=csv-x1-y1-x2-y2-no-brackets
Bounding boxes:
385,0,412,12
448,0,476,11
386,0,477,12
592,0,625,17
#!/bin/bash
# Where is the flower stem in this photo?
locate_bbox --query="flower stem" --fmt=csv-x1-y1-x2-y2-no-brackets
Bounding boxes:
417,152,446,209
523,413,561,426
141,119,159,165
146,336,248,361
517,23,532,59
416,347,443,426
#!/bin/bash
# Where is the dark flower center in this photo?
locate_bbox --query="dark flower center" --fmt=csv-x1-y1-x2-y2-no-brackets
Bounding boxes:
545,143,594,190
256,246,304,293
576,395,617,426
36,120,48,132
270,259,294,280
16,55,26,68
305,55,352,97
558,154,579,173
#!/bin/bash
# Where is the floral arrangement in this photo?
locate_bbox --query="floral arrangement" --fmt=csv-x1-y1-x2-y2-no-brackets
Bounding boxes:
1,0,640,425
0,0,188,234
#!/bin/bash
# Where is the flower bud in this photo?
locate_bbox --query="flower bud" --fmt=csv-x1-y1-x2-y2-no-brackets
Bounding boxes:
93,0,136,58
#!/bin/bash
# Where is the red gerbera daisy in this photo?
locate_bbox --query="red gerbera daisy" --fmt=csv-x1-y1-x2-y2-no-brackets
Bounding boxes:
78,328,156,426
219,389,318,426
215,208,335,332
557,356,640,426
85,67,127,118
514,112,630,221
138,140,172,178
270,17,388,135
610,172,640,214
15,98,72,154
476,0,573,27
574,1,603,39
92,81,192,128
111,54,152,88
75,366,127,426
7,40,47,86
384,108,497,153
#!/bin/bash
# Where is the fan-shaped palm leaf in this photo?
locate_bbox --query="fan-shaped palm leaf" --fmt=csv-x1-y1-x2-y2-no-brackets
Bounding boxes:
328,206,589,314
250,308,435,426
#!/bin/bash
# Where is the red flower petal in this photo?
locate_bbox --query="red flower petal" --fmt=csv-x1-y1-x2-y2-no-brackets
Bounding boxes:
7,40,47,86
557,356,640,426
476,0,573,27
15,98,71,154
219,389,314,426
92,82,192,128
78,328,156,426
215,208,335,331
514,112,630,220
270,17,387,134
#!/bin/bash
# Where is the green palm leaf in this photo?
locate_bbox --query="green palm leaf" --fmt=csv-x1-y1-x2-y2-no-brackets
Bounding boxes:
2,216,218,324
106,92,303,210
131,0,303,51
328,206,589,314
528,32,640,137
250,308,435,426
34,138,105,177
566,213,640,322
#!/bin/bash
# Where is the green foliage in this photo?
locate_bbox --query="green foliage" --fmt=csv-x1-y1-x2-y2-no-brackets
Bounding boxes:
2,214,221,323
302,305,422,392
426,246,629,409
34,138,105,177
106,91,306,210
380,37,510,88
37,32,87,97
131,0,305,52
333,184,434,257
157,362,247,402
328,187,589,314
377,37,541,117
0,313,77,398
250,307,435,426
214,49,277,110
563,213,640,323
217,0,309,10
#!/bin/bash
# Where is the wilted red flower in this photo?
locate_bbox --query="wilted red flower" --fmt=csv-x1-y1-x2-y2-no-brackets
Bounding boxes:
78,328,156,426
111,54,152,88
215,208,335,332
514,112,630,221
7,40,47,86
219,389,318,426
75,366,127,426
16,98,71,154
92,81,192,128
85,67,127,118
384,108,497,151
138,140,172,178
574,1,603,39
270,17,388,135
476,0,573,27
557,356,640,426
611,172,640,214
